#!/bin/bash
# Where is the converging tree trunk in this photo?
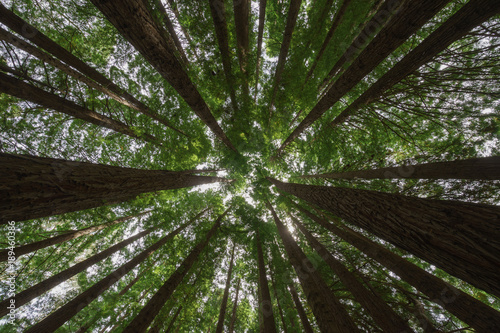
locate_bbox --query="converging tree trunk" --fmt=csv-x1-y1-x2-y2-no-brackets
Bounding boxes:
165,307,183,333
268,266,289,333
254,0,267,101
0,153,229,223
233,0,250,97
291,202,500,332
288,283,314,333
299,156,500,180
267,203,359,333
155,0,189,66
215,242,236,333
228,278,241,333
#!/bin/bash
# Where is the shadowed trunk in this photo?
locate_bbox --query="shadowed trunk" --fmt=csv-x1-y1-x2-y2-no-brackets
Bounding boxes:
292,202,500,332
215,243,236,333
228,278,241,333
254,0,267,101
165,307,183,333
299,156,500,180
268,265,289,333
302,0,335,52
233,0,250,97
0,153,228,223
155,0,189,66
288,284,314,333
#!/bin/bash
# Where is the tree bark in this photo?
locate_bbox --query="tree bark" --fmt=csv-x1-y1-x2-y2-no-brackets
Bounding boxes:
215,242,236,333
254,0,267,101
0,153,228,223
270,177,500,298
330,0,500,127
289,213,414,333
228,278,241,333
165,306,183,333
288,283,314,333
291,202,500,332
122,208,229,333
267,203,359,332
155,0,189,66
256,228,277,333
90,0,237,151
299,156,500,180
0,211,150,261
268,266,289,333
166,0,199,61
0,227,154,318
277,0,449,155
233,0,250,97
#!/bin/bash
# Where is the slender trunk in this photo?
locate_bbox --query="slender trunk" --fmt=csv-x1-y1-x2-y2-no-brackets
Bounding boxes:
118,265,152,297
277,0,449,155
0,211,150,261
267,202,359,332
165,307,183,333
288,284,314,333
289,213,414,333
270,177,500,298
155,0,189,66
330,0,500,127
299,156,500,180
0,5,187,137
166,0,199,61
233,0,250,97
269,0,302,111
268,266,289,333
208,0,239,113
304,0,352,83
292,202,500,332
256,228,277,333
406,296,442,333
0,72,162,145
254,0,267,101
215,242,236,333
90,0,236,151
0,228,154,318
302,0,335,52
122,208,229,333
0,153,228,223
228,278,241,333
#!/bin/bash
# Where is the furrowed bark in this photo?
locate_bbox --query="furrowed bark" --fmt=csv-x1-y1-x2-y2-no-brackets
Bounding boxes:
277,0,450,155
330,0,500,127
233,0,250,97
254,0,267,101
0,153,229,223
215,243,236,333
90,0,237,151
291,201,500,332
288,284,314,333
267,203,359,332
228,278,241,333
299,156,500,180
121,208,229,333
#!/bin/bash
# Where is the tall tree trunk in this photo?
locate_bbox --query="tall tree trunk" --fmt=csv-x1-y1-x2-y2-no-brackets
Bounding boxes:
166,0,200,61
289,213,414,333
0,153,228,223
0,211,150,261
228,278,241,333
269,0,302,112
215,242,236,333
255,228,277,333
288,283,314,333
292,202,500,332
269,177,500,298
302,0,335,52
155,0,189,66
277,0,449,155
330,0,500,127
0,5,188,137
90,0,237,151
233,0,250,97
122,208,229,333
254,0,267,101
0,228,154,318
267,203,359,332
165,307,183,333
299,156,500,180
0,72,163,146
268,266,289,333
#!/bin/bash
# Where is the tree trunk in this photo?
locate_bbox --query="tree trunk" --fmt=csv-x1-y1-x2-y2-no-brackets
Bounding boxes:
269,177,500,298
277,0,449,155
302,0,335,52
256,228,277,333
90,0,237,151
289,213,414,333
155,0,189,66
269,0,302,111
254,0,267,101
0,227,154,318
288,283,314,333
0,211,150,261
165,307,183,333
267,203,359,332
166,0,199,61
268,266,289,333
233,0,250,97
330,0,500,127
122,208,229,333
292,202,500,332
299,156,500,180
228,278,241,333
0,153,228,223
215,242,236,333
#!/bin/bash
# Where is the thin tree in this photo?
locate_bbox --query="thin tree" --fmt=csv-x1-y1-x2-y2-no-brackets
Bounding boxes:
166,0,200,61
233,0,250,97
254,0,267,101
155,0,189,66
228,278,241,333
268,264,289,333
165,307,183,333
267,202,359,332
288,283,314,333
215,242,237,333
298,156,500,180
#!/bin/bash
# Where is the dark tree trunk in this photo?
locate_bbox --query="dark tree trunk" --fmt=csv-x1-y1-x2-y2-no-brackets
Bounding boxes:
233,0,250,97
155,0,189,66
302,0,335,52
289,213,414,333
0,228,154,318
277,0,450,155
0,211,150,261
292,202,500,332
165,307,183,333
267,203,359,332
90,0,236,151
166,0,199,60
299,156,500,180
122,209,229,333
330,0,500,127
256,229,278,333
215,243,236,333
0,153,228,223
288,284,314,333
270,177,500,298
228,278,241,333
254,0,267,101
268,266,289,333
